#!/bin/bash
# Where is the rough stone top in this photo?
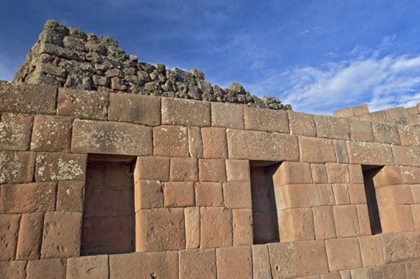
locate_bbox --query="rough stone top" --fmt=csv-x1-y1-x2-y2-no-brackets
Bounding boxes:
13,20,292,111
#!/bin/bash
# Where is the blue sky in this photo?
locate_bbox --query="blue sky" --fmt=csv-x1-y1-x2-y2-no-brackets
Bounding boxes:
2,0,420,114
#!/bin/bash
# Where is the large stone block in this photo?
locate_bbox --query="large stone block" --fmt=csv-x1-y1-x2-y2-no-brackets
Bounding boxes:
200,207,232,248
383,263,407,279
358,235,384,267
199,159,226,181
56,181,84,212
347,141,394,165
201,127,227,158
41,212,82,258
325,163,349,183
162,97,210,126
313,206,336,240
195,182,223,206
314,115,350,140
372,122,401,145
376,184,414,206
0,261,26,279
325,238,362,271
244,107,289,133
398,124,420,146
134,180,164,209
333,205,360,237
227,129,299,161
170,157,198,181
223,181,252,209
1,182,56,213
72,120,152,155
136,208,185,251
0,151,35,184
16,213,43,260
252,245,272,279
226,159,250,181
380,232,420,263
288,111,317,137
134,156,170,181
332,183,349,205
180,249,216,279
188,126,203,158
392,145,413,166
232,209,253,245
349,118,374,142
164,182,194,207
216,246,252,279
278,208,315,241
356,204,372,236
372,166,403,187
299,137,336,163
26,259,66,279
333,139,349,163
57,88,109,120
311,164,328,183
0,81,57,114
400,166,420,184
275,184,320,210
0,113,33,150
185,207,200,249
211,102,244,129
379,205,414,232
35,152,86,181
274,162,312,186
110,251,178,279
0,214,20,261
268,241,328,278
30,115,72,152
67,255,109,279
153,125,189,157
108,93,161,126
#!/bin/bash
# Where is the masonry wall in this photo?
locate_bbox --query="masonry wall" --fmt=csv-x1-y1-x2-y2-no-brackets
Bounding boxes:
1,81,420,278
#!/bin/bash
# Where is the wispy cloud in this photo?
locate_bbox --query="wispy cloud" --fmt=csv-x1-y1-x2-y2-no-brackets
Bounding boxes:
244,47,420,115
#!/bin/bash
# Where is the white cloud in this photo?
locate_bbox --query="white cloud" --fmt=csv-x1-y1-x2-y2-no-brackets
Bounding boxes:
244,49,420,115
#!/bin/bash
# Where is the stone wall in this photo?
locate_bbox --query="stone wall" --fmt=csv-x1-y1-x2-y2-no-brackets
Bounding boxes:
12,20,291,110
1,81,420,278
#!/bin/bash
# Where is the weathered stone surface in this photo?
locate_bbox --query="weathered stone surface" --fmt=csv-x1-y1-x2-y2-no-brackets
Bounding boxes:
188,126,203,158
358,235,383,267
232,209,253,245
134,156,170,181
72,120,152,155
383,263,407,279
288,111,317,137
217,246,252,279
332,183,349,205
314,115,350,140
199,159,226,181
195,182,223,206
349,184,367,204
333,139,349,163
317,184,335,206
153,125,189,157
398,124,420,146
170,157,198,181
325,163,349,183
0,261,26,279
244,107,289,133
185,207,200,249
134,180,163,209
27,259,66,279
110,251,178,279
0,113,33,150
392,145,413,166
211,102,244,129
0,81,57,114
56,181,84,212
200,207,232,248
333,205,360,237
0,214,20,261
108,93,161,126
1,182,56,213
227,129,299,161
226,159,250,181
67,255,109,279
325,238,362,271
349,118,374,142
299,137,336,163
180,249,216,279
136,208,185,251
41,211,82,258
268,241,328,278
57,88,109,120
372,122,401,145
347,141,394,165
278,208,315,241
311,164,328,183
35,152,86,181
162,97,210,126
252,245,272,279
164,182,194,207
275,184,320,209
380,232,420,263
31,115,72,152
373,166,403,187
274,162,313,186
380,205,414,232
313,206,336,240
201,127,227,158
223,181,252,209
16,213,43,260
0,151,35,184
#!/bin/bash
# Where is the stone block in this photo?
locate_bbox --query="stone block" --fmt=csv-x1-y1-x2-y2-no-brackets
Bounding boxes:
164,182,194,207
26,259,66,279
0,261,26,279
244,107,289,133
320,273,341,279
325,163,349,183
311,164,328,183
380,232,420,263
358,110,387,122
372,122,401,145
110,251,178,279
226,159,250,181
333,139,349,163
201,127,227,158
411,147,420,167
0,81,57,114
348,183,367,204
72,120,152,156
35,152,86,182
401,166,420,184
67,255,109,279
356,204,372,236
349,118,374,142
232,209,253,245
153,125,189,157
392,145,413,166
136,208,185,251
314,115,350,140
211,102,244,129
16,213,43,260
195,182,223,206
347,141,394,165
350,268,370,279
325,238,362,271
313,206,336,240
57,87,108,120
0,214,20,261
353,104,369,115
0,113,33,150
317,184,335,205
410,184,420,203
407,261,420,279
108,93,160,126
273,162,312,186
170,157,198,181
369,266,384,279
277,184,320,209
200,207,232,248
134,156,170,181
0,151,35,184
134,180,163,209
398,124,420,146
162,97,210,126
252,245,272,279
333,205,360,237
414,207,420,233
180,249,216,279
372,166,403,187
268,241,328,278
376,184,413,206
349,164,364,183
199,159,226,182
57,181,84,212
1,182,56,213
333,107,354,117
223,181,252,209
41,211,82,258
188,126,203,158
299,137,336,163
358,235,383,267
227,129,299,161
288,111,317,137
216,246,252,279
379,205,415,232
384,107,408,121
382,263,407,279
185,207,200,249
332,183,350,205
278,208,315,241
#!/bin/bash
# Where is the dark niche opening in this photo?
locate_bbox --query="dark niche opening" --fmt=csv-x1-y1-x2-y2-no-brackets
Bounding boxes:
362,166,383,235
